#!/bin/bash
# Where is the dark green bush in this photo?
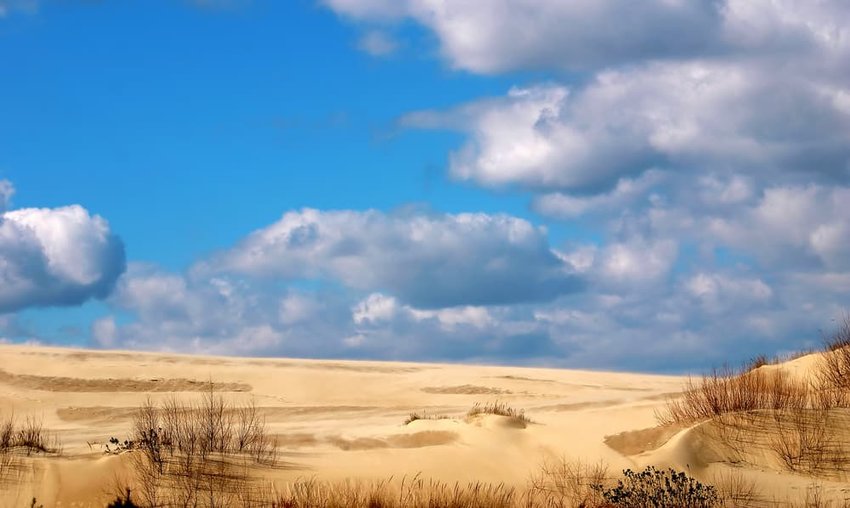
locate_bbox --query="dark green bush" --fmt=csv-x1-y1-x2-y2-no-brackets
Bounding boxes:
595,467,719,508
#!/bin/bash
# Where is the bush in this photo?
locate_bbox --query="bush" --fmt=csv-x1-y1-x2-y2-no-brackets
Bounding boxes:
121,385,278,506
595,467,720,508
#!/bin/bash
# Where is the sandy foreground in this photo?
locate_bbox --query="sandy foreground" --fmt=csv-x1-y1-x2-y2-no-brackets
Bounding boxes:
0,344,848,506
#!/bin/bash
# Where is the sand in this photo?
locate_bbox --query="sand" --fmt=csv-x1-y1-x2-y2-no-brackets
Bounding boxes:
0,344,848,506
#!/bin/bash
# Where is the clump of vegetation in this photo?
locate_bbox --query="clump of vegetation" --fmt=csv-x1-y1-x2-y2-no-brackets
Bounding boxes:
817,316,850,392
0,413,61,457
657,317,850,478
595,467,719,508
403,411,450,425
120,384,278,507
0,413,61,490
526,457,609,508
271,476,517,508
657,366,816,426
466,401,531,425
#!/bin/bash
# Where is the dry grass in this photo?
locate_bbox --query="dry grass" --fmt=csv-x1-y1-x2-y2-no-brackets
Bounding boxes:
659,333,850,478
817,317,850,393
466,401,531,425
526,457,609,508
0,412,61,490
119,383,278,506
657,366,815,426
0,413,61,457
404,411,451,425
709,469,762,507
270,476,518,508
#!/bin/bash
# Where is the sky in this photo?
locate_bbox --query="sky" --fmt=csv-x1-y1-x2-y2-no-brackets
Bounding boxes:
1,0,849,373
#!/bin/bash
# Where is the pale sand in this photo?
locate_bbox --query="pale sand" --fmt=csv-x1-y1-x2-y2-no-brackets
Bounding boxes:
0,344,847,506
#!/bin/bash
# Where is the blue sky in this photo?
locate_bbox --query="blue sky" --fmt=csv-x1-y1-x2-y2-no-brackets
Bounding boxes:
1,0,849,372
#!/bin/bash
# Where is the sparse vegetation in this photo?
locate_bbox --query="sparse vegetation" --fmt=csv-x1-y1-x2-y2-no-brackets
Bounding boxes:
817,316,850,392
404,411,451,425
526,457,609,508
270,476,518,508
466,401,531,425
0,413,60,459
114,383,278,507
658,319,850,479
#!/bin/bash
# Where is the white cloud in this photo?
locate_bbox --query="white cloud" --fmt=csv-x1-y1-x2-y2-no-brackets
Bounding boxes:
0,204,126,313
326,0,850,74
405,63,850,193
533,171,666,219
352,292,399,324
325,0,720,73
597,238,679,286
199,208,581,308
708,185,850,270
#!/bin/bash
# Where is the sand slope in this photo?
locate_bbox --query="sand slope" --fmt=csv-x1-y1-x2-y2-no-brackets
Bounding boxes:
0,345,847,506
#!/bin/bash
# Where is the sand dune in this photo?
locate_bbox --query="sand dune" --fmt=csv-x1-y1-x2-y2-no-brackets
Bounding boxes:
0,344,848,506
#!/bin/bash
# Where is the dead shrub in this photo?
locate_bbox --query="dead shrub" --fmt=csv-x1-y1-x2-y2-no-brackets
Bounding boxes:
121,385,277,506
525,457,609,508
658,366,812,426
817,317,850,394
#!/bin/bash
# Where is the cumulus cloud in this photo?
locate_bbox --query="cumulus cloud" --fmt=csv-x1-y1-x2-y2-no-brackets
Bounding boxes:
707,185,850,270
104,265,559,364
325,0,849,74
324,0,720,73
97,209,578,364
0,203,126,313
404,64,850,193
199,208,581,308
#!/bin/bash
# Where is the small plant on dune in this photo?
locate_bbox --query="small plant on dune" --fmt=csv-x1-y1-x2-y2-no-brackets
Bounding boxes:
403,411,450,425
466,401,531,425
0,414,61,459
657,364,813,426
120,384,279,506
817,316,850,393
709,469,762,507
594,467,720,508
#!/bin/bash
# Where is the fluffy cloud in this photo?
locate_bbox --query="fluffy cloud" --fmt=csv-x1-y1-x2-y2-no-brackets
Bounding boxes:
103,265,559,364
325,0,719,72
707,185,850,270
0,202,126,313
199,208,581,308
325,0,849,74
97,209,579,364
404,64,850,193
